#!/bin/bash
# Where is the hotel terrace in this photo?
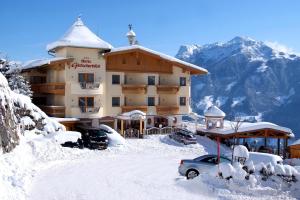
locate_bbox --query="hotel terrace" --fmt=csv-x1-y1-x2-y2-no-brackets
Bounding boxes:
20,17,207,136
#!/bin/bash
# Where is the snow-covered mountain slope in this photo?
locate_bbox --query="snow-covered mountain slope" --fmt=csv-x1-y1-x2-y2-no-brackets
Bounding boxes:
176,36,300,138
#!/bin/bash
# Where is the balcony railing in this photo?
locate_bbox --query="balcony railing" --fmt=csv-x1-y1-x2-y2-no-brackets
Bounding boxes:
79,82,100,89
156,105,179,115
156,85,180,94
39,105,65,117
122,84,147,94
31,82,65,95
79,106,100,113
121,105,148,113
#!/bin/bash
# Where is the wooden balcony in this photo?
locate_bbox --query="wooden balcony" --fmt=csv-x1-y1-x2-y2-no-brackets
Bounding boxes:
156,105,179,115
31,82,65,95
121,105,148,113
39,105,65,117
122,84,147,94
156,85,180,94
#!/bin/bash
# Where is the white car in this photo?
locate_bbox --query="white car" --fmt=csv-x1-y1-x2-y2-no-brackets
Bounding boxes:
248,152,283,166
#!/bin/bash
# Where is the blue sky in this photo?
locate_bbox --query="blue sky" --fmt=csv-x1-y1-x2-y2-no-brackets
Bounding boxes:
1,0,300,61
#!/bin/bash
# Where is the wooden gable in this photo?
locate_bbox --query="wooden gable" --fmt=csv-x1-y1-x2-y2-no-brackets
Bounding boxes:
105,50,173,74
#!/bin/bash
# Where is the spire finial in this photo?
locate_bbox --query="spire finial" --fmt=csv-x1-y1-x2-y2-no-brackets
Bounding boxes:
128,24,132,30
74,14,84,26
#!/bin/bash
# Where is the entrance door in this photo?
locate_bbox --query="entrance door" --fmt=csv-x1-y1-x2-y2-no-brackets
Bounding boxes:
154,117,168,127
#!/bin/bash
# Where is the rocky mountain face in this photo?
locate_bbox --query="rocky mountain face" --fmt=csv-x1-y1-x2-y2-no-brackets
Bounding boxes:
0,73,19,153
0,73,64,153
176,36,300,138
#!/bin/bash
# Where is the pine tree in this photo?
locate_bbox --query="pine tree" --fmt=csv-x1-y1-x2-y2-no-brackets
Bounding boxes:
8,68,33,98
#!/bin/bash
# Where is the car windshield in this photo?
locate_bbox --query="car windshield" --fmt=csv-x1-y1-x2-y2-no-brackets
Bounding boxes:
89,130,107,137
179,130,193,136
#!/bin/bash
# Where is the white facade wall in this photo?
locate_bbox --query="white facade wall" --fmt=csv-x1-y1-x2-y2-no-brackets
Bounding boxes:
30,47,194,119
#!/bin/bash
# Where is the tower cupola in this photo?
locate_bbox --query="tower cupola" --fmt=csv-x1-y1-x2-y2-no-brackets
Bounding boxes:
126,24,137,45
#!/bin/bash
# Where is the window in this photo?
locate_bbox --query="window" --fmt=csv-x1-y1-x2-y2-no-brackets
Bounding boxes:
112,75,120,84
180,97,186,106
148,97,155,106
79,97,94,112
148,76,155,85
180,77,186,86
78,73,94,83
201,156,217,164
112,97,120,107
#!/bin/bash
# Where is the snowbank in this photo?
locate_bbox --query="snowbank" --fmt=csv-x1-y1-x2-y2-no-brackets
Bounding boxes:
50,131,81,144
0,130,93,200
99,124,125,146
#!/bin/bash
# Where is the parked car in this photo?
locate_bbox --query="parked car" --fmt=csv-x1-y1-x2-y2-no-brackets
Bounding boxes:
99,124,126,146
169,128,197,145
248,152,283,166
76,126,109,150
257,146,273,154
178,154,231,179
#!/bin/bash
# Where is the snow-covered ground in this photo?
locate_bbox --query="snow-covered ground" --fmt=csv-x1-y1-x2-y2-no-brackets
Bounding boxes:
1,132,299,200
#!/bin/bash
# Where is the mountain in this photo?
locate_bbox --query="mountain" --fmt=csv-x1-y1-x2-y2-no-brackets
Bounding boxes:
176,36,300,138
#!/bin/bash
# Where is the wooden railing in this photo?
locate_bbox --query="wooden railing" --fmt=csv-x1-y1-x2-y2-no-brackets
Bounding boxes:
31,82,65,95
145,126,177,135
122,84,147,94
156,85,180,94
121,105,148,113
156,105,179,115
39,105,65,117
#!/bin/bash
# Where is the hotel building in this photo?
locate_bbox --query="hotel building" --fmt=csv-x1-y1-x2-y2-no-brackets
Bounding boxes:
21,17,207,134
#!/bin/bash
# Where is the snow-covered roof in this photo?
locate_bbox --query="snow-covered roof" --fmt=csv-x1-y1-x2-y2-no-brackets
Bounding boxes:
199,121,294,137
117,110,146,120
52,117,80,122
204,106,226,118
289,139,300,146
47,17,113,52
126,30,136,37
20,57,72,71
108,45,208,74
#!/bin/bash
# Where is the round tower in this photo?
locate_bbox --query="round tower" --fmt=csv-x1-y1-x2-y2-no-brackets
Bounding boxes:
204,105,226,129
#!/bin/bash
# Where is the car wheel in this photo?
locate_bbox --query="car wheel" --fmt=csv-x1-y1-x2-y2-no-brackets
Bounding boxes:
186,169,199,179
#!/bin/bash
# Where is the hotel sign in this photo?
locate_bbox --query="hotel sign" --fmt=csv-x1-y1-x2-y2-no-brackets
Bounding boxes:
69,57,100,69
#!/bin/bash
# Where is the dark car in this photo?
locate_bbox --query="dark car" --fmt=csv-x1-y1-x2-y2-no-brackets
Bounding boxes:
257,146,273,154
169,128,197,145
76,126,109,150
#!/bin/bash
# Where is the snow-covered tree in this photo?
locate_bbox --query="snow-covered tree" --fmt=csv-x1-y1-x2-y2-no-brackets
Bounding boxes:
8,68,33,98
0,57,10,76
